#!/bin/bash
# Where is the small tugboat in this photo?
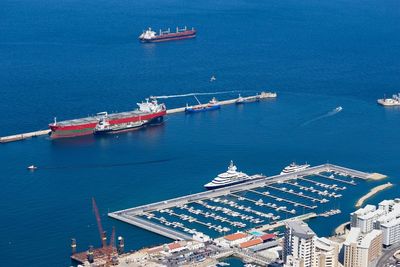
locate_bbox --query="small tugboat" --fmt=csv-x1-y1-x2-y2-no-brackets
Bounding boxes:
377,93,400,106
280,162,310,175
94,112,148,135
27,165,37,171
185,96,221,113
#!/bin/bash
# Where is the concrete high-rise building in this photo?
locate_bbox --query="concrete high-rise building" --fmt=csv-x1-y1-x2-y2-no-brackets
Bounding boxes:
314,237,339,267
380,217,400,247
283,221,316,267
350,205,376,228
343,227,382,267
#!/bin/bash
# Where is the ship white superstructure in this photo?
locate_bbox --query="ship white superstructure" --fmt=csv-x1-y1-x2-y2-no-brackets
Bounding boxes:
377,93,400,106
280,162,310,175
204,161,260,189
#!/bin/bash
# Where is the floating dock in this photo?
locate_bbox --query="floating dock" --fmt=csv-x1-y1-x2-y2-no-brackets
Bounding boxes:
109,164,382,241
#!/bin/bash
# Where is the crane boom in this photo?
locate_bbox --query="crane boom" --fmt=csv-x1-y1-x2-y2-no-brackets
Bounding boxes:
92,197,107,248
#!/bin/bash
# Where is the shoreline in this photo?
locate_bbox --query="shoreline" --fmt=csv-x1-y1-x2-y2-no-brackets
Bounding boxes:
355,182,393,208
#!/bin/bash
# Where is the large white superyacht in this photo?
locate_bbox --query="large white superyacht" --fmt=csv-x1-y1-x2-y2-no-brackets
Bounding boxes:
204,161,261,189
280,162,310,175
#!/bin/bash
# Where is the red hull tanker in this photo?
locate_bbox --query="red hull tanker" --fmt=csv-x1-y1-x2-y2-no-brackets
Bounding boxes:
139,26,196,43
49,98,166,139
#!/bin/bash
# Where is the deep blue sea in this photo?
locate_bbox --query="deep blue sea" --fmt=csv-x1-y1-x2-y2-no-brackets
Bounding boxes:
1,0,400,266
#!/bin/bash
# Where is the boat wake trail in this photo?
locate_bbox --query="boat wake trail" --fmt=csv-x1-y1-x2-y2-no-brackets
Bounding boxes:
153,90,246,99
39,158,175,170
301,106,343,126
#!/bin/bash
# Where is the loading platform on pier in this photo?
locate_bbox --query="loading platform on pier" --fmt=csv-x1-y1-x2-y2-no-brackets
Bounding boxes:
1,93,276,143
109,164,383,241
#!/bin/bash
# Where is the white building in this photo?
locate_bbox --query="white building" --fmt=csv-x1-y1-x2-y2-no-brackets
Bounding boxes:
380,217,400,247
354,209,385,233
350,199,400,246
283,221,316,267
350,205,376,228
343,227,382,267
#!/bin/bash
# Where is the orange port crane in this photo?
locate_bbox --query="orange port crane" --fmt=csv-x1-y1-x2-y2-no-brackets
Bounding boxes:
92,197,107,248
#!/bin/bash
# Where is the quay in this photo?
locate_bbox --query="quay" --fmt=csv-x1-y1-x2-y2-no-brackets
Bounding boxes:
1,93,276,143
109,164,382,241
166,92,276,114
0,129,50,143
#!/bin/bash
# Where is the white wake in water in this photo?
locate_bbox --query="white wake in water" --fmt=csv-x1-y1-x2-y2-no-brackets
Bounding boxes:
301,106,343,126
152,90,246,99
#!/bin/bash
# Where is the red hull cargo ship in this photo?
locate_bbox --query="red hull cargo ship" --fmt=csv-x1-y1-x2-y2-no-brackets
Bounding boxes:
49,98,166,139
139,26,196,43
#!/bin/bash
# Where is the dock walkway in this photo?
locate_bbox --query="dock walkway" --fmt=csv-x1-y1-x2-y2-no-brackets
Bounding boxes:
109,164,375,240
1,93,276,143
0,129,50,143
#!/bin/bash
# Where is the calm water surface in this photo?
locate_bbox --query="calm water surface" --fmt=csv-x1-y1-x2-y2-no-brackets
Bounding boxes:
0,0,399,266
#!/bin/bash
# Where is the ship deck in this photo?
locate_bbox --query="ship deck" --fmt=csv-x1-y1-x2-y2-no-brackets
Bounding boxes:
55,109,153,126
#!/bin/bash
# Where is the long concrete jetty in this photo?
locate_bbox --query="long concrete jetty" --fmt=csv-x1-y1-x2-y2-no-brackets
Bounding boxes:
0,129,50,143
1,93,276,143
166,93,276,114
109,164,380,240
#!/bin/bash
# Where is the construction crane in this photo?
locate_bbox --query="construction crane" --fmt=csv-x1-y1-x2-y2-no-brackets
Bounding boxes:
92,197,107,248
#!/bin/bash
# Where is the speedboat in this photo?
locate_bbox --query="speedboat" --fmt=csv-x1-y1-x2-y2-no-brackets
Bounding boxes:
280,162,310,175
335,106,343,112
204,161,260,189
210,75,216,82
27,165,37,171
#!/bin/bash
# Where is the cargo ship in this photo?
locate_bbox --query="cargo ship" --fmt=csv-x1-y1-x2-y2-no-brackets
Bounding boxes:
139,26,196,43
49,98,166,139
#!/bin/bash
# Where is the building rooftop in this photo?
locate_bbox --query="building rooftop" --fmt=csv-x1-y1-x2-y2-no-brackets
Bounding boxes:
381,217,400,228
167,242,182,250
224,232,248,241
239,238,263,248
260,233,276,241
344,227,361,246
358,208,385,220
359,230,382,248
286,221,315,239
352,204,376,216
315,237,337,252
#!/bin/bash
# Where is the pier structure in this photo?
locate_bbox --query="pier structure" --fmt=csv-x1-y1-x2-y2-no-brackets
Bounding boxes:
1,93,276,143
0,129,50,143
109,164,379,241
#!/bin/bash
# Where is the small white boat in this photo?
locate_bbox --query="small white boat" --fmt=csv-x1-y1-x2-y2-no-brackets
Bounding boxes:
210,75,216,82
335,106,343,112
27,165,37,171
